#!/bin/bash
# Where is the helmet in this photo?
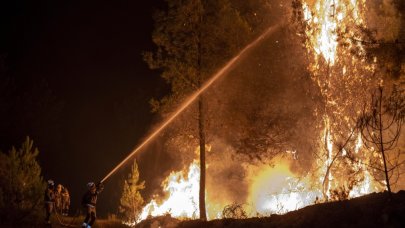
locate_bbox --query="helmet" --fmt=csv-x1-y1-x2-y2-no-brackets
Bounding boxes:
87,182,95,189
47,179,54,186
57,184,63,192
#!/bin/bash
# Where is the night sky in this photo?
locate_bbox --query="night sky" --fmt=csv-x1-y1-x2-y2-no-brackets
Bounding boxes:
1,0,168,216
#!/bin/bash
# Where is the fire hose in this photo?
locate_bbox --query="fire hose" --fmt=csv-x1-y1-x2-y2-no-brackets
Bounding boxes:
54,208,82,227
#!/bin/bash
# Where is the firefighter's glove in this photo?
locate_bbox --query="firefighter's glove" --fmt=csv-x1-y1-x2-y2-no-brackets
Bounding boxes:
96,181,104,191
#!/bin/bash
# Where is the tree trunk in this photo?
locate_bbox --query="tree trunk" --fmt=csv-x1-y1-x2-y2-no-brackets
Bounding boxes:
197,0,206,220
198,95,207,220
378,87,392,196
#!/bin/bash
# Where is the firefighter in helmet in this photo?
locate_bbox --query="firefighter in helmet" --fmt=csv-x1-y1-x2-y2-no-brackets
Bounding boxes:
44,179,55,224
81,181,104,228
54,184,63,214
61,186,70,216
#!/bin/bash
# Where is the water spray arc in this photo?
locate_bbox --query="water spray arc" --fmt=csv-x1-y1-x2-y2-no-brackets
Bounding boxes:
101,23,282,183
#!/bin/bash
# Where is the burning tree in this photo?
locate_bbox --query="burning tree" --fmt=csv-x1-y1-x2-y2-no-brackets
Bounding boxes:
291,0,404,200
358,85,405,195
136,0,402,221
119,160,145,225
292,0,372,200
144,0,258,220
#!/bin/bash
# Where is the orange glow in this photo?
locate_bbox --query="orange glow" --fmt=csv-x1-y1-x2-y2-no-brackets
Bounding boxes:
323,118,333,199
303,0,339,65
132,0,392,223
138,155,323,222
101,24,281,183
247,157,321,214
302,0,383,202
139,160,201,221
303,0,367,66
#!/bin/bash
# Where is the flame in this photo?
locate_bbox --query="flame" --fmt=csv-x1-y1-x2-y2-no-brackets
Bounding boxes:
303,0,367,66
248,158,296,213
302,0,375,127
354,132,362,154
303,0,339,65
302,0,383,202
349,170,372,198
138,154,324,222
247,157,321,215
133,0,391,223
139,160,201,222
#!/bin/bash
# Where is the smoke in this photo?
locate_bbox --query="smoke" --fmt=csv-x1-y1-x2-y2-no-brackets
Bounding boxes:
206,25,319,171
365,0,402,42
138,0,405,215
139,21,322,208
206,138,249,205
202,25,320,206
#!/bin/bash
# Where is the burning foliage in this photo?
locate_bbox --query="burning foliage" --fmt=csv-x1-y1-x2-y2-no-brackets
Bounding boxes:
221,203,247,219
135,0,404,223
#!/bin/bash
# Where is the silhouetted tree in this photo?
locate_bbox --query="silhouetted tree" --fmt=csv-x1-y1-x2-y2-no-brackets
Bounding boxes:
119,160,145,225
359,85,405,196
145,0,254,220
0,137,45,225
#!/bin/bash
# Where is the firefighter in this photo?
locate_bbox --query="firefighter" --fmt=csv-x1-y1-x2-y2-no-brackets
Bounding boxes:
82,181,104,228
54,184,63,214
44,179,55,224
61,186,70,216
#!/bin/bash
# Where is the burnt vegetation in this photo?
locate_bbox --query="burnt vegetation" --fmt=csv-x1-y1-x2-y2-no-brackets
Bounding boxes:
291,0,405,201
357,86,405,196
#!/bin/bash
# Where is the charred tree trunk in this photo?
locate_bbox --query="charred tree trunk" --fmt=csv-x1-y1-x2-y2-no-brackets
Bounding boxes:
198,95,207,220
197,0,207,220
377,87,392,195
359,86,405,198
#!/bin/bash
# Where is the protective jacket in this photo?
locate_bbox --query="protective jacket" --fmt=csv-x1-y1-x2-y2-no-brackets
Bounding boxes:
44,187,55,203
82,184,103,207
62,189,70,206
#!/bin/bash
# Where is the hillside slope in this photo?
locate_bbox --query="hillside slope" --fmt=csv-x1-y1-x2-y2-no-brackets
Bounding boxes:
138,191,405,228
